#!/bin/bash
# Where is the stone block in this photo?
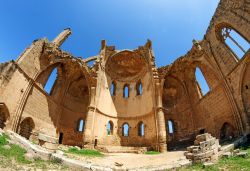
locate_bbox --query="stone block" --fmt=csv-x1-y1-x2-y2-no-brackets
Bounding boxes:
186,153,194,159
222,152,232,158
203,162,215,168
38,133,58,144
196,133,211,142
236,152,248,158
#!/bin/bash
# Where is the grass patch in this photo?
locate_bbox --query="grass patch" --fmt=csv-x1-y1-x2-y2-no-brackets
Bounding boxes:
145,151,160,155
67,147,104,157
0,133,68,170
0,133,31,164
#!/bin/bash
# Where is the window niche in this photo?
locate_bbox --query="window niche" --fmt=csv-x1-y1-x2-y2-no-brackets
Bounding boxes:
110,81,116,96
77,119,85,132
195,67,210,97
136,81,143,96
167,120,174,134
44,68,58,95
220,27,249,60
138,121,144,137
107,121,114,135
123,84,129,98
122,123,129,136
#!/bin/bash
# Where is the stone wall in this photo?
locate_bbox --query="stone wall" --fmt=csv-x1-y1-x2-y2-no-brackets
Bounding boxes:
0,0,249,152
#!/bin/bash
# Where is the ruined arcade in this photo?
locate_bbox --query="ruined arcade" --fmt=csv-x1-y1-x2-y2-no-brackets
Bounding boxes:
0,0,249,154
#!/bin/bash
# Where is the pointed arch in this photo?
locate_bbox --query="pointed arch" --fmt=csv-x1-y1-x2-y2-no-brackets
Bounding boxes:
44,67,58,95
195,67,210,96
216,24,250,60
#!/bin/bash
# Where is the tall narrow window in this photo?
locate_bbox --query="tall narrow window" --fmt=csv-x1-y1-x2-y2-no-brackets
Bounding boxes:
77,119,85,132
123,84,129,98
138,121,144,136
195,67,209,96
136,81,143,96
122,123,129,136
110,81,116,96
44,68,58,94
107,121,114,135
221,27,249,59
167,120,174,134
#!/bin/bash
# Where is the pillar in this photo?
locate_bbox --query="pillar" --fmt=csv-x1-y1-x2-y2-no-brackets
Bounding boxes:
155,80,167,152
83,86,96,148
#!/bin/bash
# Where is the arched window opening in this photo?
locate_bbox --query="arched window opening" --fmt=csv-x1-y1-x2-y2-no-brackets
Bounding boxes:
44,68,58,95
123,84,129,98
19,117,35,140
167,120,174,134
136,81,143,96
107,121,114,135
195,67,210,96
77,119,85,132
122,123,129,137
221,28,249,59
138,121,144,136
110,81,116,96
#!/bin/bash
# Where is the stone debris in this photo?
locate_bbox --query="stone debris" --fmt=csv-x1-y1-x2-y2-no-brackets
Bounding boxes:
222,152,232,158
235,151,248,158
115,162,123,167
185,133,219,163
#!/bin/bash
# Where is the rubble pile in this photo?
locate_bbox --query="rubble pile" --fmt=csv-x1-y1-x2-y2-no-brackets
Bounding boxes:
185,133,220,163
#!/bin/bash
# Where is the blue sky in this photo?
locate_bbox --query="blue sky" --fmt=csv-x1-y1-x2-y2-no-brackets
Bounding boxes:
0,0,219,67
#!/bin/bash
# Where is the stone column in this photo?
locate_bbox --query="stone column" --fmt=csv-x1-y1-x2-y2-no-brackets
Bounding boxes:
155,80,167,152
83,86,96,148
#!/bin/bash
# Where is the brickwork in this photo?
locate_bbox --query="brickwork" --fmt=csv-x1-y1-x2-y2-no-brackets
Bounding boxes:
0,0,249,152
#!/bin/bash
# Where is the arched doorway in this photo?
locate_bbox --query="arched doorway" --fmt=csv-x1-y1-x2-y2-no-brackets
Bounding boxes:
220,122,234,142
19,117,35,139
0,103,10,129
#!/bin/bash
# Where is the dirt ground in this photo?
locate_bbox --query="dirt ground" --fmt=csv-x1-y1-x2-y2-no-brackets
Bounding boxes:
66,150,186,169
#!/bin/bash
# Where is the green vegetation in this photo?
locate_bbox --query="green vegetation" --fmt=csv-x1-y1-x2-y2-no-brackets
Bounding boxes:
0,134,30,164
179,142,250,171
66,147,104,157
0,133,67,170
145,151,161,155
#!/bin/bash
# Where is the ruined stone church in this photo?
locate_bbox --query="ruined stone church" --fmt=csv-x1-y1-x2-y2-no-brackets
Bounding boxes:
0,0,249,152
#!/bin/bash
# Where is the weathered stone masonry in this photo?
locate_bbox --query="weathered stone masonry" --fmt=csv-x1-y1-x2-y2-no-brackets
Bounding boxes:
0,0,249,152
